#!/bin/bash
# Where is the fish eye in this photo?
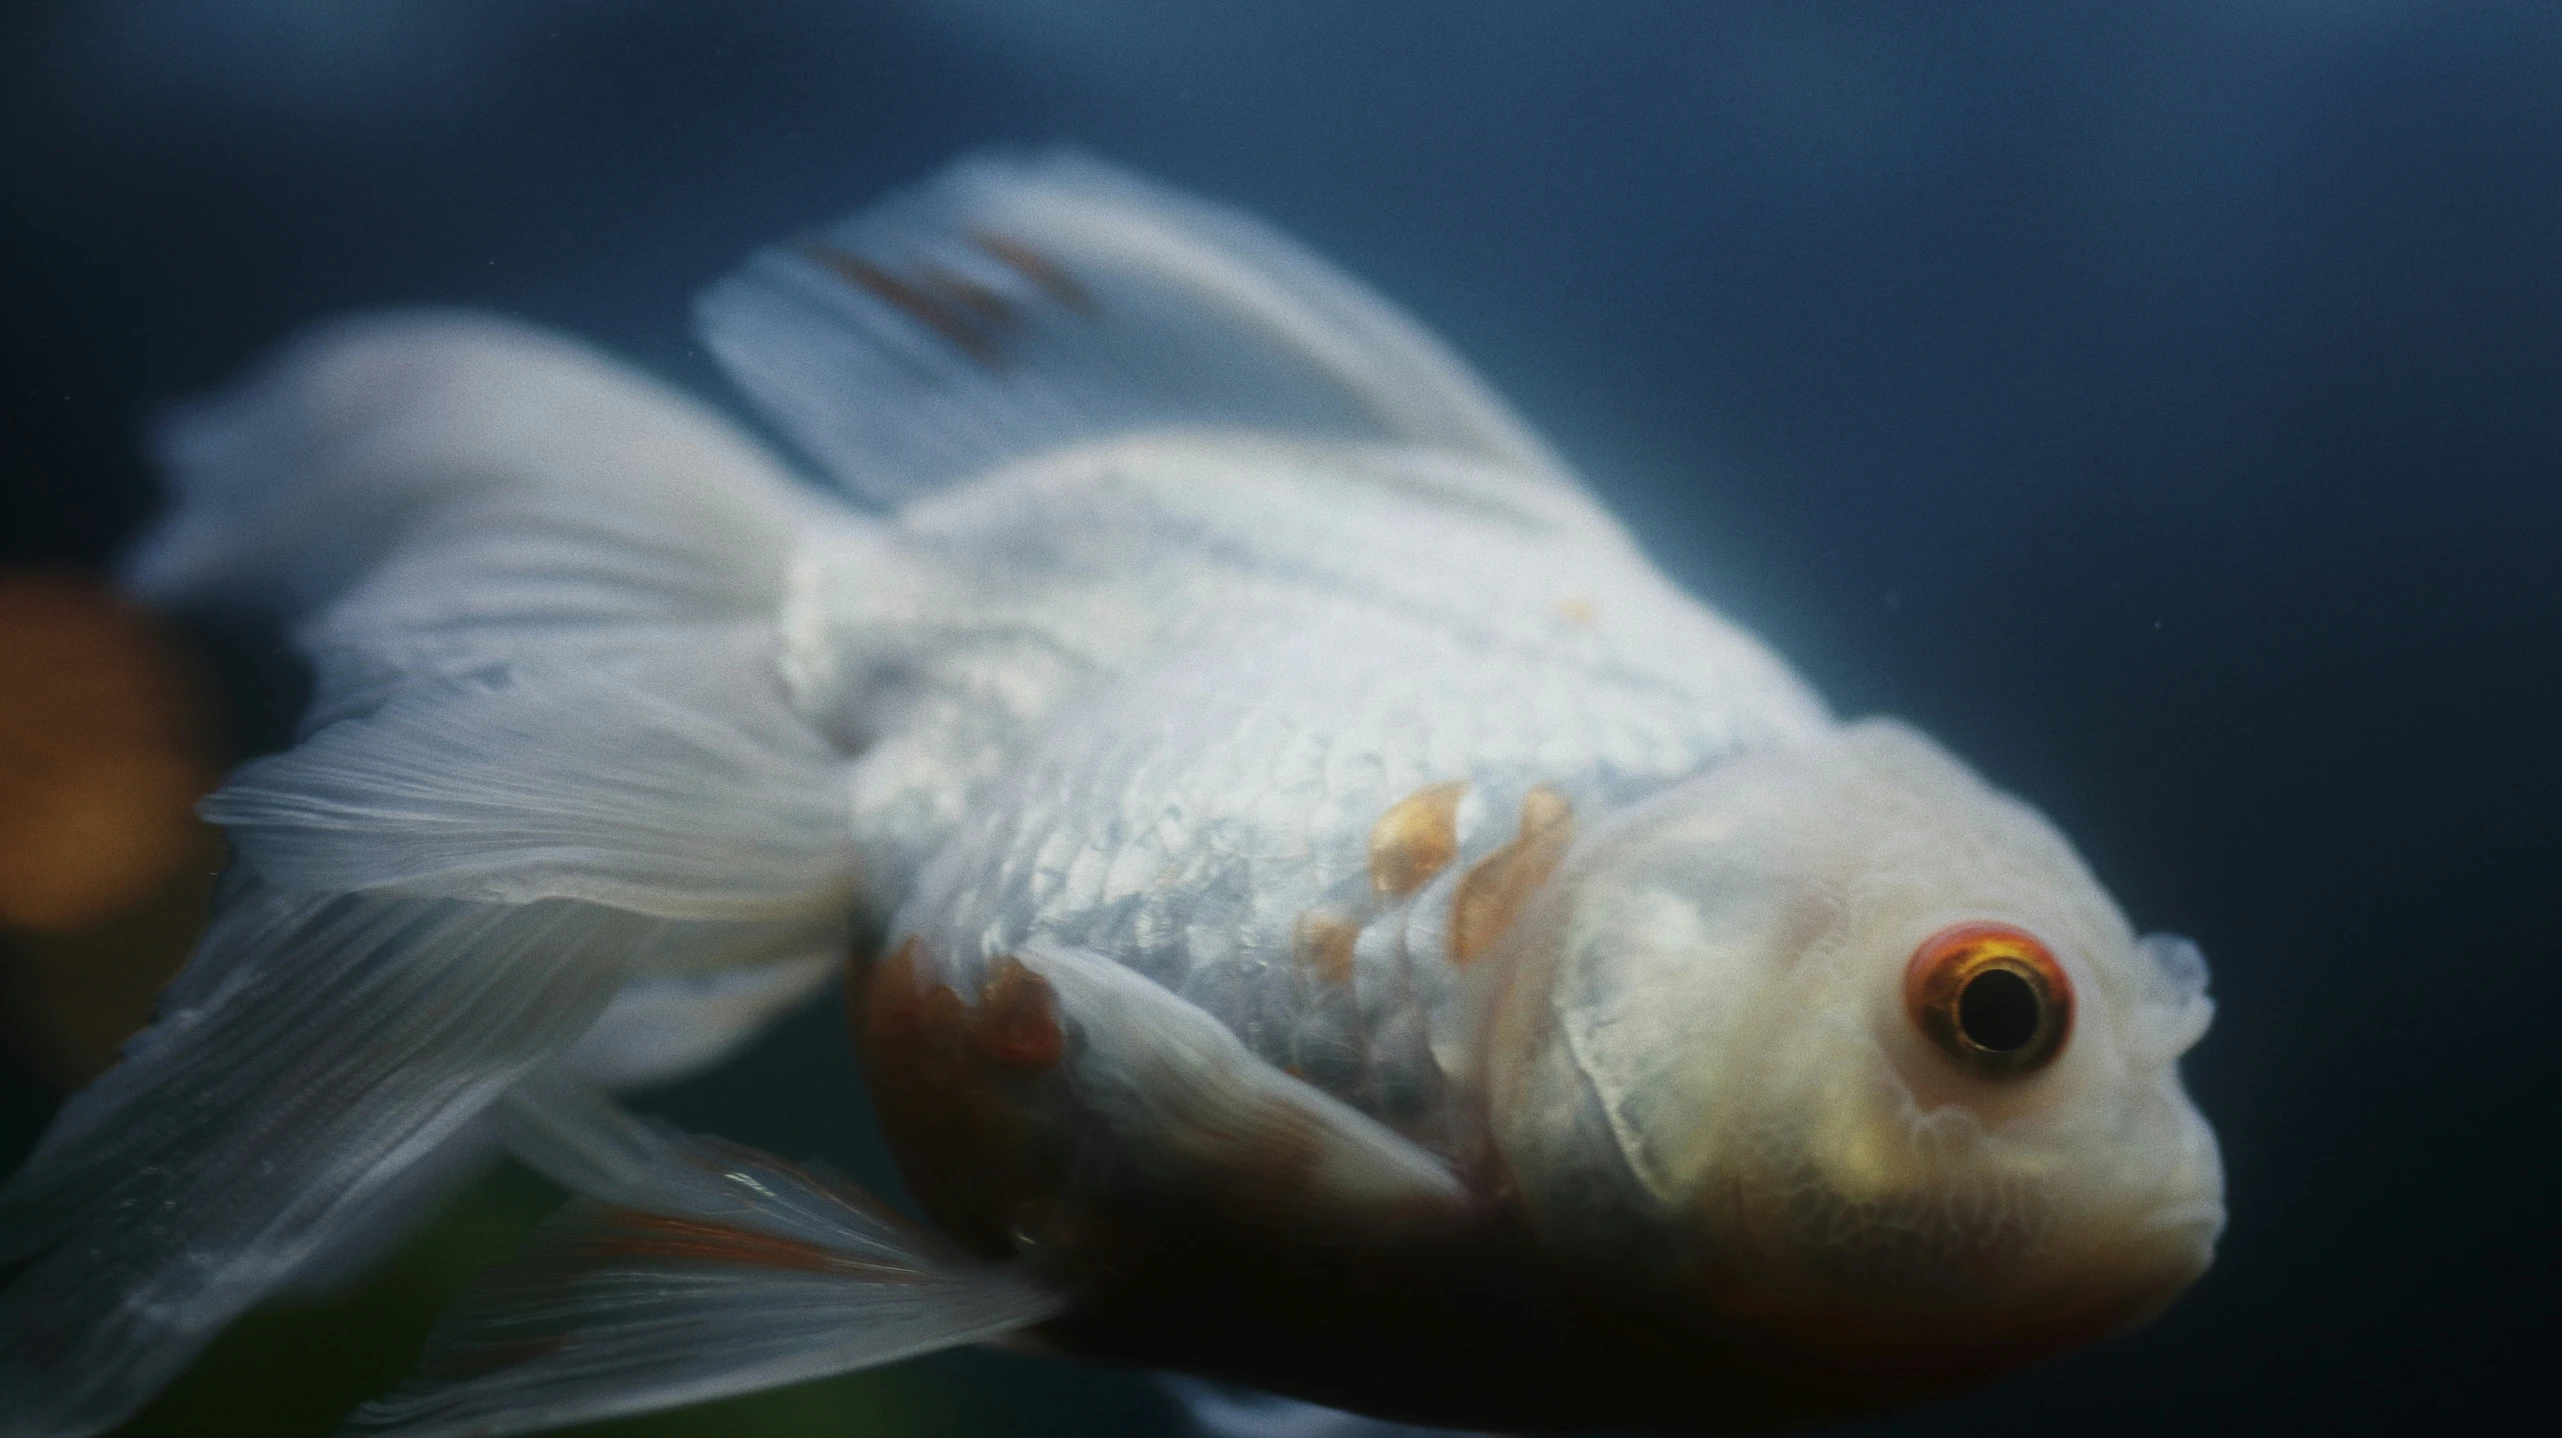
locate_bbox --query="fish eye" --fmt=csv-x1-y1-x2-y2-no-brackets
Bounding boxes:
1904,923,2073,1075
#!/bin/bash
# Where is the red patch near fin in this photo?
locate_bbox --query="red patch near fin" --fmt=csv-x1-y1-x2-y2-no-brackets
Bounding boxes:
858,938,1072,1258
978,957,1066,1068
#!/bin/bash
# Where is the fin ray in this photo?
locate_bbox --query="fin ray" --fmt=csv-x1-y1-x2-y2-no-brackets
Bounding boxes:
1013,938,1467,1220
343,1086,1065,1437
202,662,857,924
0,886,642,1438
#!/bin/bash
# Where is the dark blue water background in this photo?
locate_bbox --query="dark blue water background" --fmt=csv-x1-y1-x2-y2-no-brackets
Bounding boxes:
4,3,2555,1433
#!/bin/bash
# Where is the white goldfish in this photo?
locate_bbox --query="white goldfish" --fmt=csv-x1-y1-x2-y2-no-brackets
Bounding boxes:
0,154,2222,1437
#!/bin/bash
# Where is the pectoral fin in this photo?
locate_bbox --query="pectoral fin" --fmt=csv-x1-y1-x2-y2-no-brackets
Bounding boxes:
1014,938,1469,1228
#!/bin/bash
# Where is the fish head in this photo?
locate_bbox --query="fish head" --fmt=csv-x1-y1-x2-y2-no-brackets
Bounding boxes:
1483,718,2222,1416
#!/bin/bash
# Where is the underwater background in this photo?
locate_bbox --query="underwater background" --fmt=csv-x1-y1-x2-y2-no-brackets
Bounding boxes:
2,2,2553,1434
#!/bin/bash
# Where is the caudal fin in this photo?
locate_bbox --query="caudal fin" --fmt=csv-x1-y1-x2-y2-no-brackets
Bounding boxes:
0,886,638,1438
0,314,869,1436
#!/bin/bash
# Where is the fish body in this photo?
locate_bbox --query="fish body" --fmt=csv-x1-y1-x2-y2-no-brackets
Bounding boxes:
838,432,1828,1427
0,155,2222,1437
828,428,1824,1127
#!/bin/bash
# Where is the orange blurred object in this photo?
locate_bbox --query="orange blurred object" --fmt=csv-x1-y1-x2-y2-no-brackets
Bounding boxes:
0,570,223,1084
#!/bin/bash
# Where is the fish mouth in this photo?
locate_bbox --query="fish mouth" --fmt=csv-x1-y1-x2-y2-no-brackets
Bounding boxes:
2074,1194,2221,1337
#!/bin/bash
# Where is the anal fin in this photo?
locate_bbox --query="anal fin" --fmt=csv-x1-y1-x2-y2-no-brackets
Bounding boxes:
1162,1376,1493,1438
342,1083,1066,1437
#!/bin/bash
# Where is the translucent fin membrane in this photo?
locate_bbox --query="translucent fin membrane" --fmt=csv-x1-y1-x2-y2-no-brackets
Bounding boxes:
204,666,856,923
0,308,872,1438
0,887,641,1438
699,150,1568,506
344,1087,1065,1437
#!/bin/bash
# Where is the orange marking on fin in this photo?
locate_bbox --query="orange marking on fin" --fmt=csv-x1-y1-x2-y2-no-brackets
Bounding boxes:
917,263,1019,327
1368,780,1468,897
565,1208,853,1275
970,229,1096,313
1450,785,1575,965
804,243,1001,362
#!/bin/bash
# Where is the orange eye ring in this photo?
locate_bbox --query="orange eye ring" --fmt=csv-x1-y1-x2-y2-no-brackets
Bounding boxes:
1904,923,2074,1076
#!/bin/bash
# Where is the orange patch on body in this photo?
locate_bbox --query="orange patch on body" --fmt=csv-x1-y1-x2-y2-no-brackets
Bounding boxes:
1295,910,1362,985
1556,595,1599,626
1368,780,1467,897
1449,785,1575,965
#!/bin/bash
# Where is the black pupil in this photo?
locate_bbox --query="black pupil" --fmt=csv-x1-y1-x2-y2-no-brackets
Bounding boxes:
1958,968,2042,1052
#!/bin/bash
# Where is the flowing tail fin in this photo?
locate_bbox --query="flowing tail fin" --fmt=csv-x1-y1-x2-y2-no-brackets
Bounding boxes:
0,314,865,1436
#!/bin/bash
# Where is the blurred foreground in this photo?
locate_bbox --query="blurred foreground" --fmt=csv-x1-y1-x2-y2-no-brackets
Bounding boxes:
0,571,217,1087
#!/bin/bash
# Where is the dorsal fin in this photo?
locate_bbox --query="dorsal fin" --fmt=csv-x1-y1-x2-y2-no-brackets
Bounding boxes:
696,150,1567,505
